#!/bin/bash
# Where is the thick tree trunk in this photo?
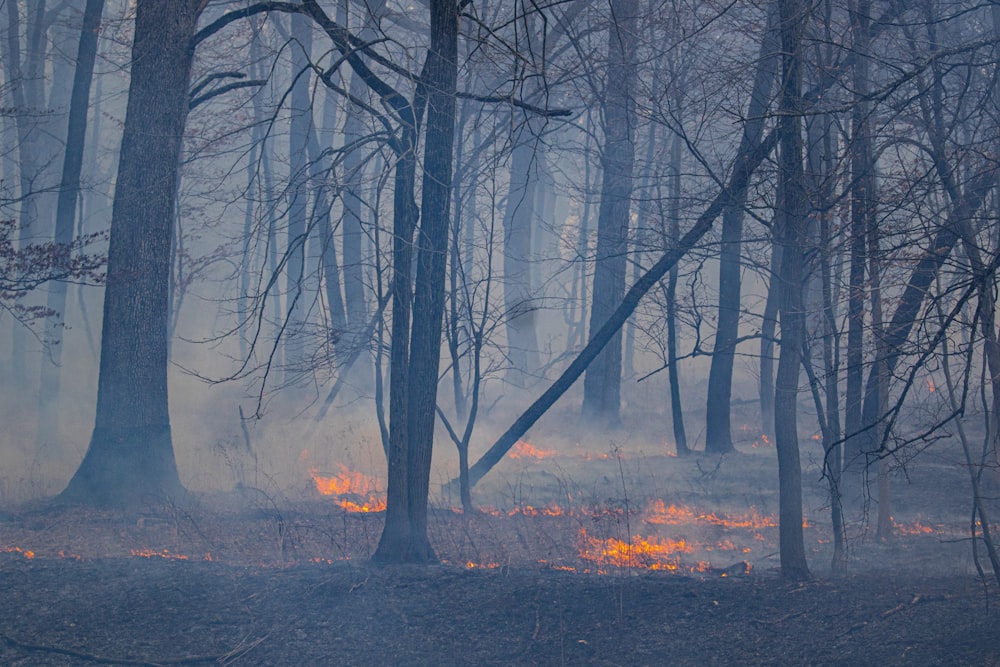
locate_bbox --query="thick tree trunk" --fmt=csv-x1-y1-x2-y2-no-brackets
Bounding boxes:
58,0,201,506
582,0,638,424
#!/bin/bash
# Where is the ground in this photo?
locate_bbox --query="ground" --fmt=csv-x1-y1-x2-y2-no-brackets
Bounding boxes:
1,421,997,665
0,556,996,665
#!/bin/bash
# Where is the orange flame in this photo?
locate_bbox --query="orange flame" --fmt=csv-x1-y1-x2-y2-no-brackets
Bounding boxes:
895,519,934,535
643,500,778,529
131,548,188,560
3,546,34,559
310,465,387,513
578,528,695,570
508,440,558,460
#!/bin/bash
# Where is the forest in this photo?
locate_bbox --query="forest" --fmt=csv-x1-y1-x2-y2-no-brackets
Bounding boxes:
1,0,999,664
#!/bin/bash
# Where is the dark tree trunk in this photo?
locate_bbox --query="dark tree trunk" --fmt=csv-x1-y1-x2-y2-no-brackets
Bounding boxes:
375,0,457,564
843,0,875,471
37,0,106,453
773,0,810,581
704,3,780,454
759,245,780,438
582,0,638,424
665,127,689,456
58,0,202,506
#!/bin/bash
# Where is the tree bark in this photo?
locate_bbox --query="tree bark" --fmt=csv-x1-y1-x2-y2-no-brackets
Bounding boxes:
582,0,638,424
37,0,106,454
375,0,457,564
58,0,202,506
773,0,810,581
704,2,780,454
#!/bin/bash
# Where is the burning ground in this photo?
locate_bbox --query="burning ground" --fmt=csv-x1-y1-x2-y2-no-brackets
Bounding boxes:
0,436,997,664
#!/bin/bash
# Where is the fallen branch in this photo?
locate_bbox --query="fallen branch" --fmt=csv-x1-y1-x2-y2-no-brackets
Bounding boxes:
454,127,779,490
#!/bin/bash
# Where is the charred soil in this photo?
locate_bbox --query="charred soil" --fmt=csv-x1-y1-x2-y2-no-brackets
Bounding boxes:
0,554,996,666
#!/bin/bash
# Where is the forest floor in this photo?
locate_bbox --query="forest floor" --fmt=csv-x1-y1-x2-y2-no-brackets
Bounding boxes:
1,426,998,665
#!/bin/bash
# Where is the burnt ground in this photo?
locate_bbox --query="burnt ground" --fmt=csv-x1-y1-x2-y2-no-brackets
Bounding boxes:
1,437,998,665
0,556,996,666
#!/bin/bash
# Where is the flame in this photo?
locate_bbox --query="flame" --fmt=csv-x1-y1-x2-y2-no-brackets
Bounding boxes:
508,440,558,460
895,519,934,535
643,500,778,529
3,546,34,559
509,504,566,517
310,465,387,513
927,378,936,393
578,528,695,570
131,548,188,560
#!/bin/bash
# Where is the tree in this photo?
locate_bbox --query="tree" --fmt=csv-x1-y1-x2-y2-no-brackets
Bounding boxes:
581,0,639,424
373,0,458,564
704,3,780,454
58,0,206,505
771,0,810,581
37,0,107,456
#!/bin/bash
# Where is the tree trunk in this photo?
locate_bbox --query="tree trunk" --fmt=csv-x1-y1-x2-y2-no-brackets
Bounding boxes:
773,0,810,581
339,0,386,359
843,0,875,472
58,0,202,506
582,0,638,425
665,127,689,456
459,122,780,489
37,0,106,455
704,2,780,454
283,12,312,384
501,116,542,388
375,0,457,564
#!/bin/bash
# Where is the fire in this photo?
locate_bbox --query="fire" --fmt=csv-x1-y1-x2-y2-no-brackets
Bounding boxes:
643,500,778,529
927,378,936,393
310,465,387,513
129,548,214,561
578,528,696,571
895,519,935,535
2,546,34,559
509,504,566,517
508,440,558,460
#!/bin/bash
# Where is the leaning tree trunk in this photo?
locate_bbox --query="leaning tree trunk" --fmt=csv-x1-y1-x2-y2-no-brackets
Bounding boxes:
58,0,202,506
582,0,638,425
